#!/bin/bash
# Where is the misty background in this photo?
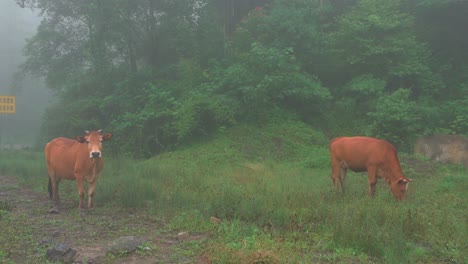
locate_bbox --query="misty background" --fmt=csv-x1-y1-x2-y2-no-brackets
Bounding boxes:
0,0,49,148
1,0,467,156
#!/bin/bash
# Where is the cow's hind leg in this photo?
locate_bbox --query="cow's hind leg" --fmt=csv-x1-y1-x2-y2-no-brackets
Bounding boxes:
47,170,61,213
339,166,347,193
331,159,347,193
47,170,60,204
48,177,53,199
331,158,341,192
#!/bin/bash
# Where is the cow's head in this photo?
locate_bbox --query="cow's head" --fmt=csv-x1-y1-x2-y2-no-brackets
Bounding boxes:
390,177,414,201
76,130,112,158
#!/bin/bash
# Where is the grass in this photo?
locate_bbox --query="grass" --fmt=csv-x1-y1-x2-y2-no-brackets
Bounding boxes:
0,151,46,191
0,120,466,263
0,175,52,264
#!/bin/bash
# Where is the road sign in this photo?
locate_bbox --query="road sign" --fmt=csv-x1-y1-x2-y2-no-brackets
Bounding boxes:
0,96,16,114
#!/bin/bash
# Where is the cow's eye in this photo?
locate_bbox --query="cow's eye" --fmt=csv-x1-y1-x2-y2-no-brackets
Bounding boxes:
85,140,90,144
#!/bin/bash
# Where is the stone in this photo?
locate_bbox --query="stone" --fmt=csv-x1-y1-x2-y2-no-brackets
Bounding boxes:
177,232,190,241
48,207,59,214
210,216,221,224
46,243,78,263
107,236,144,255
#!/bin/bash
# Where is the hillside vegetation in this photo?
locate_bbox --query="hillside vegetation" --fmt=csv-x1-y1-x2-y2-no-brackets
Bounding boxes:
15,0,468,156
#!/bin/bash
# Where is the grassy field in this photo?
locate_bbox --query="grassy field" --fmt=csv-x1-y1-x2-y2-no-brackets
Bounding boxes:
0,121,466,263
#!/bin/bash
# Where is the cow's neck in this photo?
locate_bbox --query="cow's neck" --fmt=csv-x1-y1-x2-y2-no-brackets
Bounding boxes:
380,166,404,185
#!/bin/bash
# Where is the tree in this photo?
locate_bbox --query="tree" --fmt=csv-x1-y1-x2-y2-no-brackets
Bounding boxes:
412,0,468,99
367,88,420,149
326,0,440,96
16,0,468,156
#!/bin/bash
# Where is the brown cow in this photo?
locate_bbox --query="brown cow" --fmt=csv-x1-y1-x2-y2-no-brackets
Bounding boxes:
45,130,112,210
329,136,413,201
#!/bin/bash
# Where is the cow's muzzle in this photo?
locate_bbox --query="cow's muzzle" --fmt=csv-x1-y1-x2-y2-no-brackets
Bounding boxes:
91,152,101,158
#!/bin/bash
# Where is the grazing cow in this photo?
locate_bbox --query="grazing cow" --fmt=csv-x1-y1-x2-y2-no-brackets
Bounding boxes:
45,130,112,210
329,136,413,201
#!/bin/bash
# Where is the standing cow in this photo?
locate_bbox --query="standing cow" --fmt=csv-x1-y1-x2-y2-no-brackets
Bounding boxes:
329,136,413,201
45,130,112,210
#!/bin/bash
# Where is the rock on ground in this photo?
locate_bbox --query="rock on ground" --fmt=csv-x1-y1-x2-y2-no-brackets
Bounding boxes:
107,236,145,255
46,243,78,263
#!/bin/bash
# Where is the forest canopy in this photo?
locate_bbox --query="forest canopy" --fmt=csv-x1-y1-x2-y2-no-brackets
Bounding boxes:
17,0,468,157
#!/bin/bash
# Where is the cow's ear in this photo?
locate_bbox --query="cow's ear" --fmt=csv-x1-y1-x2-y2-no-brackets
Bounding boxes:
397,178,413,185
76,136,86,143
102,133,112,141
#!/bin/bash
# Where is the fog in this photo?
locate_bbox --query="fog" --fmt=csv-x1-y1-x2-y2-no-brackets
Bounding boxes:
0,0,50,148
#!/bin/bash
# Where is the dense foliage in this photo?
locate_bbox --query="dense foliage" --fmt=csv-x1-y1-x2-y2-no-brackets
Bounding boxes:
18,0,468,156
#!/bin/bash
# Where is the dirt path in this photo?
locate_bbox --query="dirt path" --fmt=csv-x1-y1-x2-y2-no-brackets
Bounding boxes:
0,175,206,263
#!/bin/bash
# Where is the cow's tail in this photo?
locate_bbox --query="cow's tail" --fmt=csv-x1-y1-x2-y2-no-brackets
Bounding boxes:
48,177,53,199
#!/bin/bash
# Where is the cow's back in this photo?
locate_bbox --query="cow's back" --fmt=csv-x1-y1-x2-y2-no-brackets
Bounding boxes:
330,137,398,172
45,137,82,179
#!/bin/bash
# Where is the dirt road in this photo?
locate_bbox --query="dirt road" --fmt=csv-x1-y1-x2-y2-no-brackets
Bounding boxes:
0,175,205,263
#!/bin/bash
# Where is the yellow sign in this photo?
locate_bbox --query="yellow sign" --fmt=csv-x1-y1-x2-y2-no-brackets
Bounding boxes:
0,96,16,114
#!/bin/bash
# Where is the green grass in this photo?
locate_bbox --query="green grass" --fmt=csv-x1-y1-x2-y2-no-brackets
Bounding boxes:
0,151,46,189
0,212,51,263
0,121,466,263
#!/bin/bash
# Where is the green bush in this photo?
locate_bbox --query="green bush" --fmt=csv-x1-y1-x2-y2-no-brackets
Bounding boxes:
367,88,420,150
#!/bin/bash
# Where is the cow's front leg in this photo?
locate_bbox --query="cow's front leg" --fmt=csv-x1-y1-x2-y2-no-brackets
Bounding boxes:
75,177,85,210
367,166,377,197
87,181,97,209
